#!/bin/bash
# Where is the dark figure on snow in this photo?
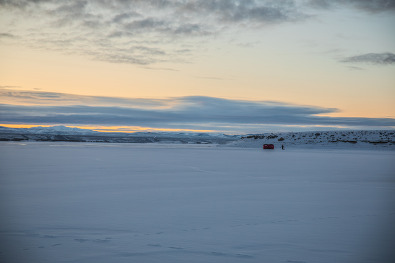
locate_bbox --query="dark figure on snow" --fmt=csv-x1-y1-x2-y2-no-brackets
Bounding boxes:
281,144,284,150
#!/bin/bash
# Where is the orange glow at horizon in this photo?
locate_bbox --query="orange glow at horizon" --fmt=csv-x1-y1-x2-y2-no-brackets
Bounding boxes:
0,124,215,134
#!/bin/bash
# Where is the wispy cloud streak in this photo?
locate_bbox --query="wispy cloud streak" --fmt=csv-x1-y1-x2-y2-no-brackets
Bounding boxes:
309,0,395,13
341,52,395,65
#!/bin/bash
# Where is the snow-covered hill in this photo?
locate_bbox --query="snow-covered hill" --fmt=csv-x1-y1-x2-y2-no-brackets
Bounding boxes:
228,130,395,150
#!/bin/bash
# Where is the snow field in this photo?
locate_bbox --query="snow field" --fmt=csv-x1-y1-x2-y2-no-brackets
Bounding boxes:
0,142,394,263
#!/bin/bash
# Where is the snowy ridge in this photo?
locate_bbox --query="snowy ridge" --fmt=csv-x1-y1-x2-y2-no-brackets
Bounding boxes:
0,126,235,138
228,130,395,150
0,126,394,149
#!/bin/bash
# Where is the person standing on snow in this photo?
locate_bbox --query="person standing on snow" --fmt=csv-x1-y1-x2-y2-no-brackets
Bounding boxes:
281,144,284,150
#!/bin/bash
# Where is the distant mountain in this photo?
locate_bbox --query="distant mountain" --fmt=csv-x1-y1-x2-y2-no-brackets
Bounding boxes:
0,125,98,135
0,126,239,144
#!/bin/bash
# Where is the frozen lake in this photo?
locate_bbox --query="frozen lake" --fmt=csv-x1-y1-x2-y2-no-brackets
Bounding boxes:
0,142,394,263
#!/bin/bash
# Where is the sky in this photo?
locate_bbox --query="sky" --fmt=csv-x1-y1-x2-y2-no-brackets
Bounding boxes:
0,0,394,134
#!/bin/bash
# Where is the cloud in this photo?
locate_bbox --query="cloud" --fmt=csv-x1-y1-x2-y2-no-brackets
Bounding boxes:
2,0,391,66
0,32,16,38
0,87,170,109
0,0,50,8
310,0,395,13
0,1,392,68
0,0,307,66
341,52,395,65
179,0,305,24
1,89,394,132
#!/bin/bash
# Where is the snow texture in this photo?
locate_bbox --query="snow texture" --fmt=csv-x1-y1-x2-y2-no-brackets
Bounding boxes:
0,142,394,263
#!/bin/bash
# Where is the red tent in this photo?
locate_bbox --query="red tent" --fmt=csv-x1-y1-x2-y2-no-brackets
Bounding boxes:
263,144,274,149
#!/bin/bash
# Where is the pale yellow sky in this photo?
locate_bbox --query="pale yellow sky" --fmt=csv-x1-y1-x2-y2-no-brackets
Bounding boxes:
1,43,393,119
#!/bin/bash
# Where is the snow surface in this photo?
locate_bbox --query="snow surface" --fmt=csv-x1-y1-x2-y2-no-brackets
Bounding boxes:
0,142,394,263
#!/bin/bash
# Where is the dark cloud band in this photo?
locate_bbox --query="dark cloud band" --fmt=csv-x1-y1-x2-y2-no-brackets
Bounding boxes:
1,89,394,132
